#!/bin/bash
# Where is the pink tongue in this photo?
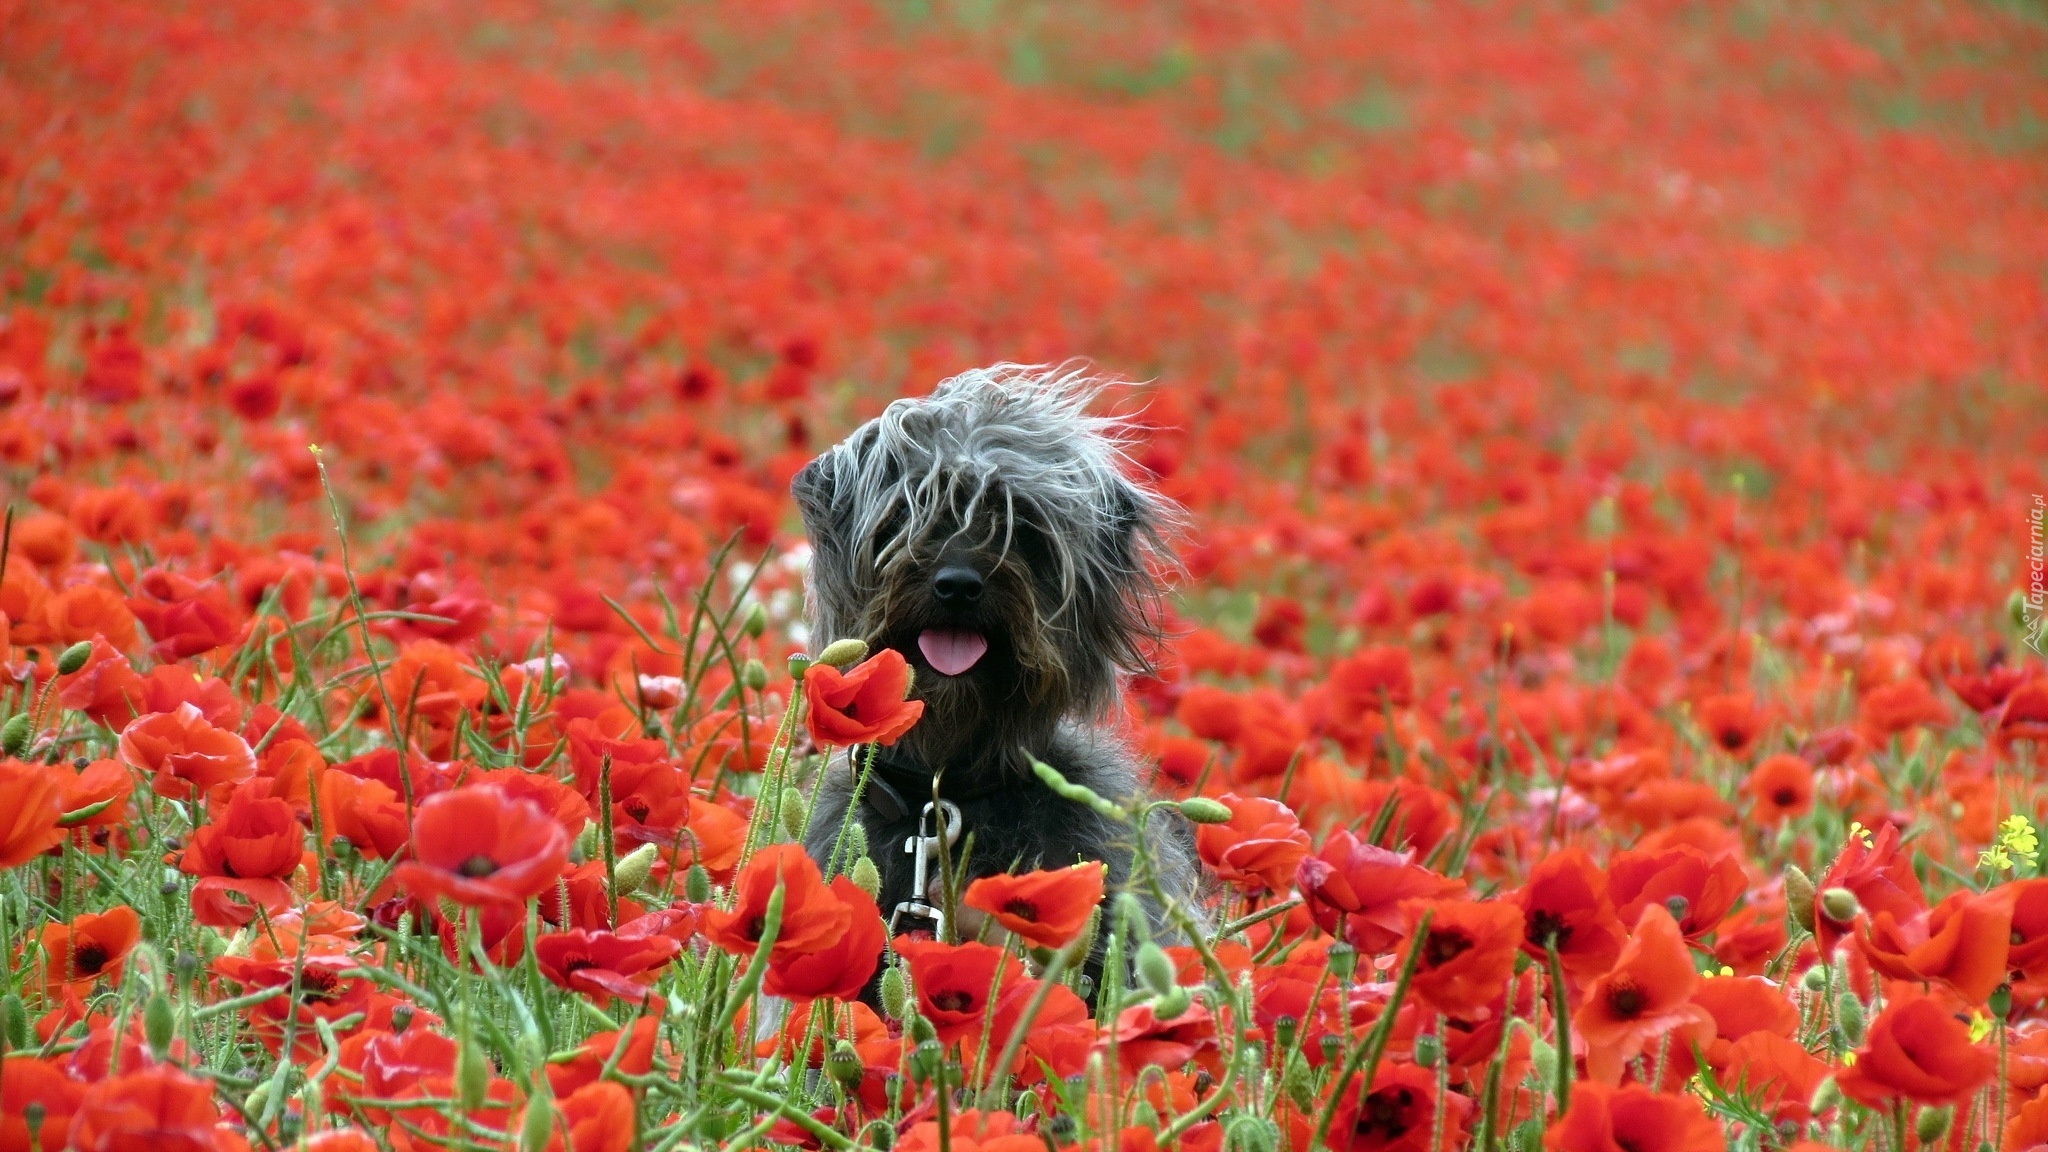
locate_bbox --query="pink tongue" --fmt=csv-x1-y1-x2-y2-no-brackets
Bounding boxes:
918,629,988,676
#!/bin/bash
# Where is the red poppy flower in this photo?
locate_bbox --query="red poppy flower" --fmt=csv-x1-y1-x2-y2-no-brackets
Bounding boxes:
544,1018,659,1099
763,876,885,1002
1400,898,1524,1019
353,1028,459,1121
1097,998,1219,1076
893,936,1010,1045
543,1081,637,1152
1508,847,1626,978
1694,692,1764,757
536,928,682,1003
56,639,149,730
1996,678,2048,748
1718,1032,1832,1123
803,649,925,747
1543,1081,1722,1152
2,1054,87,1152
1836,993,1995,1107
0,759,66,869
702,844,853,962
1813,823,1925,954
392,784,570,907
118,704,256,801
2007,878,2048,980
1195,793,1311,895
1574,905,1715,1084
1743,754,1814,822
189,876,296,930
179,787,303,880
1328,1060,1472,1152
1607,845,1745,941
1176,683,1244,742
39,907,142,993
1858,676,1948,740
895,1110,1044,1152
1296,830,1461,954
1858,886,2012,1004
67,1064,222,1152
962,862,1104,948
317,772,411,860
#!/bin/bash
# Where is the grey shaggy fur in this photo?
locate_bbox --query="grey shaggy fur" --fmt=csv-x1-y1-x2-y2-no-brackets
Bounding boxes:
794,364,1203,978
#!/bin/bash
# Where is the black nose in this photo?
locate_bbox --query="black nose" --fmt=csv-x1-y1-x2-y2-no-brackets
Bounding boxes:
931,565,984,606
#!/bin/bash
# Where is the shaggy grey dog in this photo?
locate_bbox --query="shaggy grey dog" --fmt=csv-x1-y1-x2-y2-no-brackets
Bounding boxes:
794,364,1201,987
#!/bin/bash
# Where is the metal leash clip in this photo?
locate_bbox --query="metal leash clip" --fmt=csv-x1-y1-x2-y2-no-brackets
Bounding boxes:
888,799,962,939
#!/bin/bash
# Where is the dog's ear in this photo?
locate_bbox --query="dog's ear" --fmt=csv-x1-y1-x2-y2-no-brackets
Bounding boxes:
1103,476,1151,560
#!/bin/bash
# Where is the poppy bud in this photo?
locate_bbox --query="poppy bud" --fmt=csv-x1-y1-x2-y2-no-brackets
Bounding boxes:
144,991,176,1057
1,993,27,1048
1819,887,1859,923
521,1092,555,1152
845,821,869,862
1153,986,1192,1020
0,713,31,757
815,639,869,668
880,966,908,1020
1135,942,1177,997
826,1040,864,1089
1783,865,1817,932
1327,941,1358,982
1529,1036,1557,1086
742,602,769,639
1413,1031,1441,1068
55,640,93,676
1835,993,1866,1046
1178,797,1232,824
1281,1053,1315,1109
1225,1115,1280,1152
612,843,658,894
1916,1104,1952,1144
1801,965,1828,992
787,653,814,678
1130,1102,1160,1131
908,1014,936,1045
743,658,768,691
685,864,712,904
850,856,881,899
457,1040,491,1111
778,787,808,839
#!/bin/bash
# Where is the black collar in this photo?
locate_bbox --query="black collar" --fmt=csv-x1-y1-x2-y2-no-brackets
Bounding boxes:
850,744,1013,824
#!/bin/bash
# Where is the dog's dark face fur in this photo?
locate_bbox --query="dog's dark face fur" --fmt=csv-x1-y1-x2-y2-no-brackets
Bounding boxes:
792,366,1172,780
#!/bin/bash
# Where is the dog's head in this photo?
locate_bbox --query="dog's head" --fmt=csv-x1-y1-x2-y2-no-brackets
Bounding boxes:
794,365,1175,772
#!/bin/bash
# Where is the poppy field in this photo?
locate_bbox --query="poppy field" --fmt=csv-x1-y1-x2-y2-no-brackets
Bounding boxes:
5,0,2048,1150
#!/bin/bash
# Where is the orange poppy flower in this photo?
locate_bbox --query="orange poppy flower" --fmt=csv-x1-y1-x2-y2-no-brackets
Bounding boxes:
963,862,1104,948
1508,846,1627,978
1743,753,1815,822
1607,845,1746,941
2008,879,2048,981
1836,993,1995,1107
535,927,682,1003
1694,693,1765,757
67,1064,222,1152
118,704,257,801
1858,676,1948,740
1195,793,1311,896
391,784,570,907
1858,886,2013,1004
179,786,303,880
1,1054,87,1152
895,1109,1044,1152
1543,1081,1722,1152
42,586,138,651
56,639,148,730
763,876,885,1002
1097,998,1219,1077
702,844,852,961
546,1081,636,1152
39,907,142,993
1718,1032,1832,1123
1812,822,1924,955
0,759,66,869
1400,897,1524,1019
803,649,924,747
1574,905,1715,1084
893,937,1010,1045
546,1017,660,1099
1296,830,1461,954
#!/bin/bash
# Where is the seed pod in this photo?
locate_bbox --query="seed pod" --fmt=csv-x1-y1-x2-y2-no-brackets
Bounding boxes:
1916,1104,1952,1144
684,864,712,904
1178,797,1233,824
742,602,769,639
55,641,94,676
815,639,870,668
611,843,658,894
521,1091,555,1152
909,1038,942,1083
879,966,908,1020
742,658,769,691
1835,992,1866,1046
1819,887,1860,923
1412,1031,1441,1068
778,787,808,839
825,1040,864,1089
850,856,881,898
0,713,31,758
1783,865,1817,933
1328,941,1359,982
1135,942,1177,997
1991,983,2013,1021
1662,895,1689,924
144,992,176,1057
787,653,814,679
